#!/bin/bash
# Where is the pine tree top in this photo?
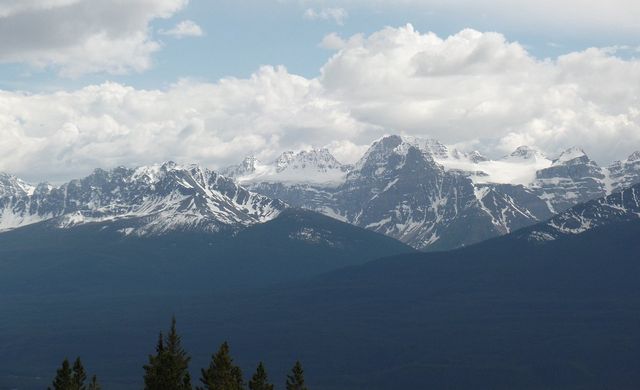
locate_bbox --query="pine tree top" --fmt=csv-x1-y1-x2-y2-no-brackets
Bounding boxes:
143,317,192,390
286,361,308,390
198,341,244,390
249,362,274,390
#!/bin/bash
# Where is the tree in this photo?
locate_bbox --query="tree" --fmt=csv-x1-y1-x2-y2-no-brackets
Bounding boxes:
248,362,273,390
285,361,308,390
87,375,101,390
49,358,73,390
49,357,99,390
72,357,87,390
143,316,192,390
198,342,244,390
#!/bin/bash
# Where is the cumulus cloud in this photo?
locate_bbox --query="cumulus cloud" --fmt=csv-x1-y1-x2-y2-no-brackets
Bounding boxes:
303,7,348,25
0,0,188,77
319,32,347,50
294,0,640,34
159,20,204,38
1,25,640,182
319,25,640,161
0,67,369,182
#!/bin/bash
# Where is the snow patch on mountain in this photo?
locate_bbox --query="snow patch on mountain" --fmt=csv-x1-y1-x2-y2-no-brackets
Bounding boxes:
520,183,640,242
0,162,286,235
222,149,349,187
428,144,553,186
553,147,588,165
0,173,36,197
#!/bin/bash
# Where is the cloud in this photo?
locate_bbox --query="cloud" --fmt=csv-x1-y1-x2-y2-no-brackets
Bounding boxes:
159,20,204,38
319,32,347,50
0,0,188,77
1,25,640,182
294,0,640,34
0,67,368,182
319,25,640,162
303,7,348,25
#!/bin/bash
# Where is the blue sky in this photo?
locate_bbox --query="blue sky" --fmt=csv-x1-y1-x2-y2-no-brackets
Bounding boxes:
1,0,638,91
0,0,639,182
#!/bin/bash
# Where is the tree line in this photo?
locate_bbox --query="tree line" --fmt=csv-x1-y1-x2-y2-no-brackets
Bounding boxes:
49,317,308,390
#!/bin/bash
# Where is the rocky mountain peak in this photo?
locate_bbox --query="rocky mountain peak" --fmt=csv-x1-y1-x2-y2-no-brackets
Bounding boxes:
0,172,35,197
467,150,489,163
282,148,346,172
0,163,286,234
355,135,441,171
553,147,589,166
241,155,260,172
627,151,640,162
275,151,296,172
508,146,544,160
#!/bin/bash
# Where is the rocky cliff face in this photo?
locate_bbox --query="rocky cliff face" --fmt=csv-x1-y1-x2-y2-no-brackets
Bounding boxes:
2,135,638,251
224,135,640,250
0,162,285,235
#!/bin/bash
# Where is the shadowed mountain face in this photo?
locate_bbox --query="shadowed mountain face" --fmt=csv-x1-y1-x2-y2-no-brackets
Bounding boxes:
516,182,640,242
2,135,640,251
0,209,639,389
0,208,414,295
226,136,640,250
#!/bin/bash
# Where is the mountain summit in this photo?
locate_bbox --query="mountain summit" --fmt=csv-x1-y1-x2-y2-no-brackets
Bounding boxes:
222,148,349,187
2,135,639,251
0,162,285,235
226,135,640,250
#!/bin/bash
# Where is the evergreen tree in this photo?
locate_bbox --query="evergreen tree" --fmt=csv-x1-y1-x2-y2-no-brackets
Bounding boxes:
285,361,308,390
72,357,87,390
143,316,192,390
49,357,99,390
87,375,101,390
49,358,73,390
248,362,273,390
198,342,244,390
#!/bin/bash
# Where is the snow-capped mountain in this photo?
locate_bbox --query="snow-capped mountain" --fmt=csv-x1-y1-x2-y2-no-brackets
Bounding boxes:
607,151,640,193
228,135,640,250
334,135,556,250
531,148,607,213
0,173,35,198
2,135,639,250
221,148,349,187
0,162,285,235
519,183,640,242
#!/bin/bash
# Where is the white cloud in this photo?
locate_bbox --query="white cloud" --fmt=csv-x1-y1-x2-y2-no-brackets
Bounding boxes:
0,67,369,182
159,20,204,38
303,7,348,25
319,25,640,161
1,25,640,182
0,0,188,77
319,32,347,50
294,0,640,34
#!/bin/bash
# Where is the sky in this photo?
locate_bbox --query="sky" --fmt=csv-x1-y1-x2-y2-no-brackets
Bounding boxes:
0,0,639,182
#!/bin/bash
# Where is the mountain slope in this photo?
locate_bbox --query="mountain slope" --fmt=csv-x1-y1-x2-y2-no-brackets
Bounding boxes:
0,172,35,197
221,148,349,187
229,135,640,250
1,210,638,389
517,182,640,242
0,162,285,234
236,136,556,250
0,208,414,295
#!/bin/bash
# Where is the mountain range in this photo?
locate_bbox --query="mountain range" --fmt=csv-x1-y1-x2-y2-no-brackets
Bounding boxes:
2,189,639,389
2,135,640,250
1,134,640,389
223,135,640,249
